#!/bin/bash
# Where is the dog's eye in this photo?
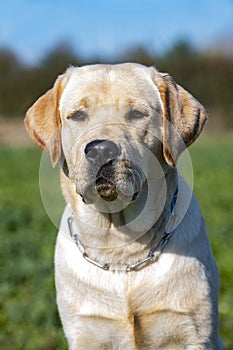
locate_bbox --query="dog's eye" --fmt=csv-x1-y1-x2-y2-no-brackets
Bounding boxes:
68,110,87,121
127,109,148,120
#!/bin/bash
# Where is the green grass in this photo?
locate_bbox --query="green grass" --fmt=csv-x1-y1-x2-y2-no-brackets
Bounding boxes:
0,147,66,350
0,139,232,349
190,137,233,349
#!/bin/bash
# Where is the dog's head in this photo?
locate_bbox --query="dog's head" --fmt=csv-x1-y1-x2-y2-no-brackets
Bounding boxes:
25,63,207,205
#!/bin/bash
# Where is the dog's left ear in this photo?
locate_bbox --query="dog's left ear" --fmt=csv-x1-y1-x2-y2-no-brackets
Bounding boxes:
155,72,208,167
24,73,69,167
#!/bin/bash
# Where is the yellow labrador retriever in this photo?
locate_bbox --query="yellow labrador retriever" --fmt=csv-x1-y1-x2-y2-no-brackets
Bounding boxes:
25,63,224,349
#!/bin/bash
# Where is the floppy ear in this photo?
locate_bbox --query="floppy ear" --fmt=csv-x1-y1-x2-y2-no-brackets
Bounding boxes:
157,73,208,167
24,74,68,167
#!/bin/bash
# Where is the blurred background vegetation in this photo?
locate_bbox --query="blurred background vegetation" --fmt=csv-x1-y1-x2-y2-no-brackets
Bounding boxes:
0,40,233,131
0,30,232,350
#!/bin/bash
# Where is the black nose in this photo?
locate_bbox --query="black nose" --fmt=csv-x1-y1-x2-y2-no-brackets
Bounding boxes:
84,139,121,164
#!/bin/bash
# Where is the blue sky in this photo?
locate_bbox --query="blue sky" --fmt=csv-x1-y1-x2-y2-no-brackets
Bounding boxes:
0,0,233,64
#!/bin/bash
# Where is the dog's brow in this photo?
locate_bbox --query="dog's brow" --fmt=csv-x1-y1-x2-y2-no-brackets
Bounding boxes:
78,97,90,109
126,98,147,106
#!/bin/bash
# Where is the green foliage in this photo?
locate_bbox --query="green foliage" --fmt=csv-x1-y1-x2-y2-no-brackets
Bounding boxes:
190,137,233,349
0,148,67,350
0,141,232,349
0,41,233,130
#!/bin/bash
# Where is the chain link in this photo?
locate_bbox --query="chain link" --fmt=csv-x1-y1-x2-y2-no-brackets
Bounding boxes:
67,188,178,272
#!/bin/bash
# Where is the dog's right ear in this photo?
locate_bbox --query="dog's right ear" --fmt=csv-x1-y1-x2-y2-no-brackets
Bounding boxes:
24,73,69,167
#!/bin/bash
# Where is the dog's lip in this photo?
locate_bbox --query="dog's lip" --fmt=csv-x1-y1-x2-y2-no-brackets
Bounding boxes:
95,176,142,202
132,191,139,201
99,190,118,202
95,160,116,201
78,159,145,203
95,179,118,202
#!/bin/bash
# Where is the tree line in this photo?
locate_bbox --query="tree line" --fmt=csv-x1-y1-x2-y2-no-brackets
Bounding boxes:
0,41,232,130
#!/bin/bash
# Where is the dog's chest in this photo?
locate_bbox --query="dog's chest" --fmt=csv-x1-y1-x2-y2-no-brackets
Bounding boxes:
56,230,175,315
55,230,212,349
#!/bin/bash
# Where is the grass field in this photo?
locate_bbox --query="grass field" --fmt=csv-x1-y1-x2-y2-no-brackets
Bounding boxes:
0,137,232,350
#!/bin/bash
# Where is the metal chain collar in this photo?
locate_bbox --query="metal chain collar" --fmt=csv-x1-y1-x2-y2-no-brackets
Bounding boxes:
67,188,178,272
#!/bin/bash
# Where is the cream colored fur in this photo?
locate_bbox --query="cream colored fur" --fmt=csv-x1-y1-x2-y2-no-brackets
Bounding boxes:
25,63,224,349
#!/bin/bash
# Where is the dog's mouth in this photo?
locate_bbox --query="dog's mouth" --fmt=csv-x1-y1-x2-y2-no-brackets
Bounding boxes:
95,159,144,202
96,181,118,202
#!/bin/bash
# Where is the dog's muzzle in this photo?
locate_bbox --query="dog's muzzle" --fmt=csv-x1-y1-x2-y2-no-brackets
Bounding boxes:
84,139,144,202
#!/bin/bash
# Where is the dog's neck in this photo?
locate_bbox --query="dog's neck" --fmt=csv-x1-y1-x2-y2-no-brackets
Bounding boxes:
61,168,177,265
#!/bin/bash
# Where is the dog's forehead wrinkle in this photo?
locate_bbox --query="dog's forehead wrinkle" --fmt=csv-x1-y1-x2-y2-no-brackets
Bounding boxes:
59,64,162,117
